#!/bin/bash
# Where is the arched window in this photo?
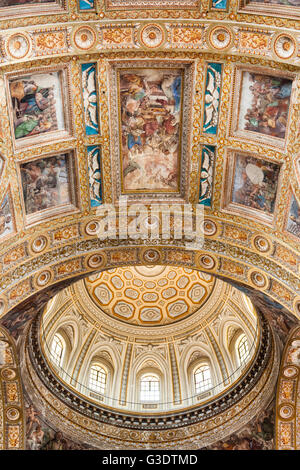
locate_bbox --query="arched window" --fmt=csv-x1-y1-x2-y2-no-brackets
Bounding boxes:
140,374,160,402
50,334,64,367
237,334,249,365
89,365,107,394
194,365,212,394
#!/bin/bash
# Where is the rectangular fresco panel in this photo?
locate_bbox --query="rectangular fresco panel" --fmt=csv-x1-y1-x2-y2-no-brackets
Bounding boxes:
1,0,55,5
87,146,102,207
247,0,300,5
9,71,66,146
203,63,222,135
231,153,280,215
81,63,99,136
118,68,183,192
0,192,14,239
238,71,292,140
199,145,215,206
286,194,300,239
20,154,72,216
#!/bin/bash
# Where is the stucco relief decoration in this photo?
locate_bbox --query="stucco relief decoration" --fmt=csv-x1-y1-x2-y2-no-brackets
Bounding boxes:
273,34,297,60
5,33,32,60
277,327,300,450
208,26,233,51
105,0,200,9
0,327,24,450
73,27,97,51
138,24,166,49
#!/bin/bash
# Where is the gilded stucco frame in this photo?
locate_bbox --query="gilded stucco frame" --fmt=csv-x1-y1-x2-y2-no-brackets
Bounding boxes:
284,189,300,243
108,59,195,203
0,0,67,19
221,148,282,226
229,65,296,151
16,149,81,227
5,64,74,153
239,0,300,19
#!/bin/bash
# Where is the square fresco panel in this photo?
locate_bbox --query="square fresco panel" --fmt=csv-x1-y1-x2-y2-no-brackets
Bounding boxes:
286,193,300,239
118,68,183,192
231,153,280,215
20,154,72,216
238,71,292,140
8,71,66,147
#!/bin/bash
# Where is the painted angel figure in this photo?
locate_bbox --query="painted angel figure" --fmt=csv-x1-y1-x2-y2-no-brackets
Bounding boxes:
82,64,99,135
204,66,222,131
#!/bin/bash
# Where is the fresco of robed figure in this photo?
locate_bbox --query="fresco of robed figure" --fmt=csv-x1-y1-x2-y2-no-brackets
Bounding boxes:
1,0,55,6
20,154,71,215
238,72,293,140
9,72,64,143
118,68,183,192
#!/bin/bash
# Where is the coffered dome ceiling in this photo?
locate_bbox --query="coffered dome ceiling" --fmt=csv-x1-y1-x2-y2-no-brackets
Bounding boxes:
0,0,299,452
85,266,215,325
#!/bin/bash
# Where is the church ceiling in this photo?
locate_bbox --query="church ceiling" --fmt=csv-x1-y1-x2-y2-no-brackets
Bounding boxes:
0,0,299,451
0,1,299,357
